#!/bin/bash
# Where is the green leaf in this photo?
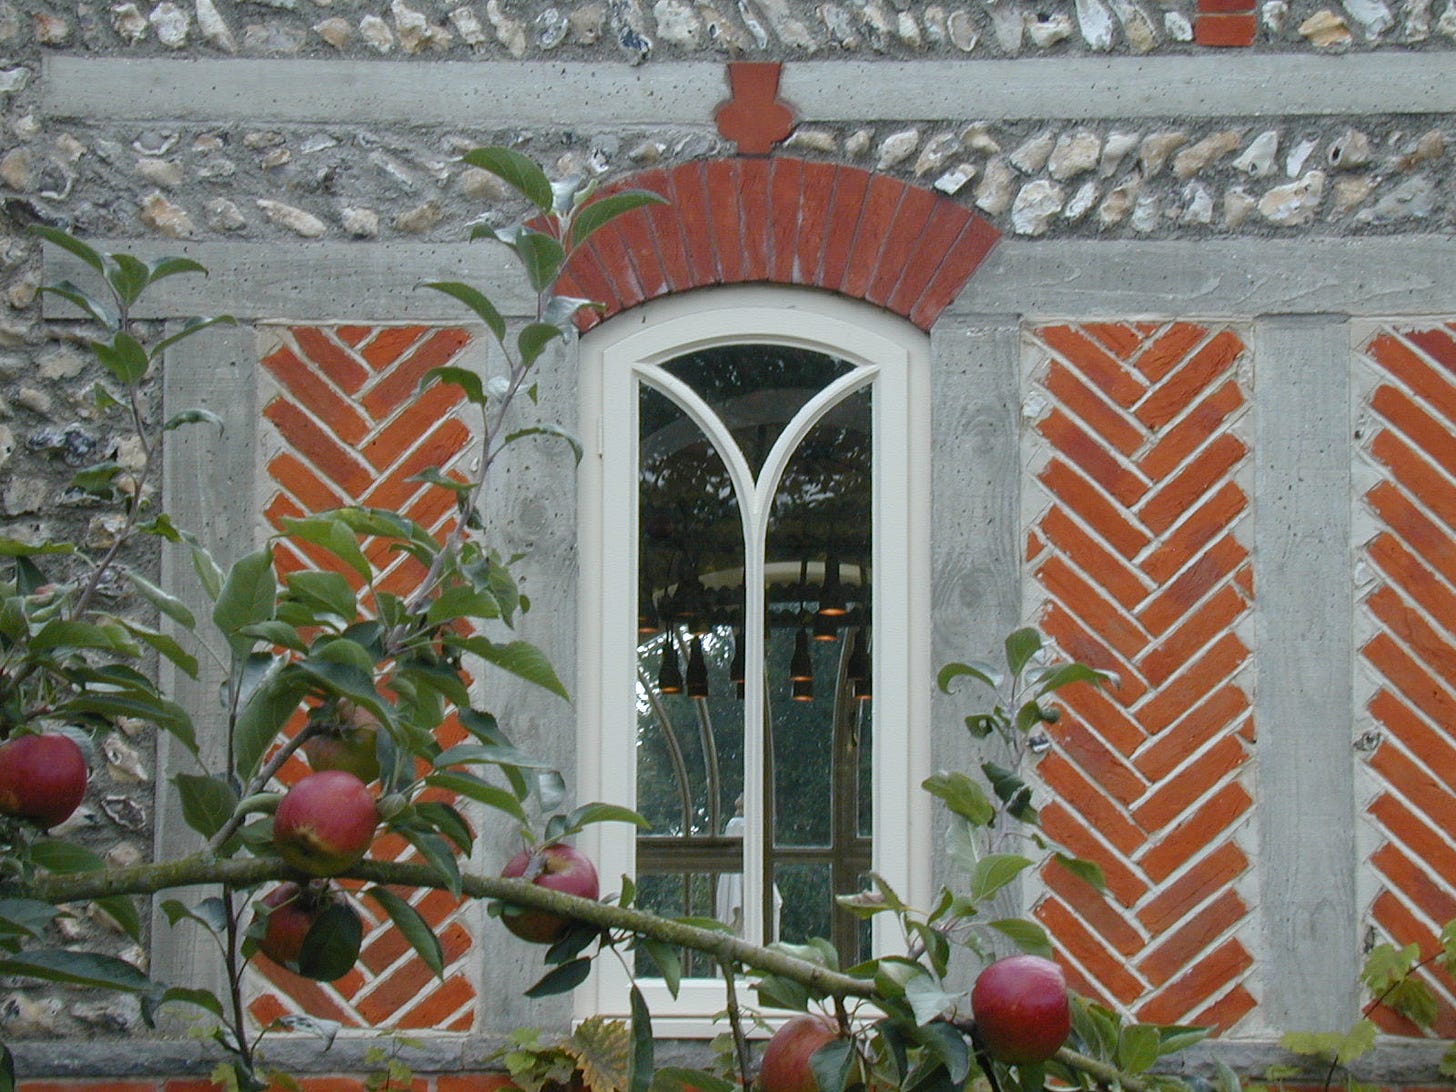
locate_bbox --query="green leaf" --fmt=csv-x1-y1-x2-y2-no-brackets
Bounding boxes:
937,660,1002,693
182,532,225,602
421,364,487,406
161,897,229,935
809,1037,855,1092
30,839,105,873
146,255,209,285
1004,627,1042,677
0,1041,13,1092
163,407,226,433
424,771,528,824
285,568,360,620
525,957,592,998
212,547,277,652
153,314,236,358
914,1021,970,1084
640,939,681,997
32,224,106,274
569,189,666,251
985,918,1052,957
56,693,196,756
39,280,120,330
115,617,199,679
0,898,60,938
281,517,371,583
564,801,651,833
94,331,151,385
969,854,1031,901
0,948,155,993
365,887,444,978
461,146,554,211
1361,941,1420,992
1439,1042,1456,1078
1116,1024,1162,1074
402,829,462,898
1031,662,1109,696
513,231,567,294
158,985,226,1020
418,281,506,342
1385,978,1439,1028
174,772,240,839
1052,852,1106,891
108,251,151,306
95,894,142,941
517,322,564,369
297,903,364,981
459,636,569,701
233,670,310,781
503,422,583,465
30,618,138,655
905,974,965,1025
125,568,196,629
629,984,655,1092
923,771,995,826
415,800,474,853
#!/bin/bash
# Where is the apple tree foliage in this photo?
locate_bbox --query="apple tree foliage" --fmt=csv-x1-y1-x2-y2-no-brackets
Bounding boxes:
0,147,1448,1092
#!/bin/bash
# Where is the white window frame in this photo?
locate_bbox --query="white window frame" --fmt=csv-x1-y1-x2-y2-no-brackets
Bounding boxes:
576,286,932,1036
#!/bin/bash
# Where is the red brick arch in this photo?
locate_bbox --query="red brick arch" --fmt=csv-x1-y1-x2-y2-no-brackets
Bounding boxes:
557,157,1000,332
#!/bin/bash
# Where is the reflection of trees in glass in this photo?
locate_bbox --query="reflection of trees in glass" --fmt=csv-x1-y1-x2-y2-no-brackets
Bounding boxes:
633,344,875,970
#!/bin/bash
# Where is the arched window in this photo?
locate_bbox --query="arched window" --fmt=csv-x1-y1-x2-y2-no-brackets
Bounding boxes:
577,287,931,1030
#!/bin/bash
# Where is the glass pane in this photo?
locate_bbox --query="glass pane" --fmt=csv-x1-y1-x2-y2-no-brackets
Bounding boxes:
663,346,854,476
774,861,832,947
633,871,725,978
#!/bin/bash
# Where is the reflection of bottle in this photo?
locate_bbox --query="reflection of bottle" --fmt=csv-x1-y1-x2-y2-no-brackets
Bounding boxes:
714,795,782,938
715,797,745,933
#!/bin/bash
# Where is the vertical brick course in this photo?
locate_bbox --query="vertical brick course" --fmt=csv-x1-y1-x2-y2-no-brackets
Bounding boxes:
1026,321,1256,1029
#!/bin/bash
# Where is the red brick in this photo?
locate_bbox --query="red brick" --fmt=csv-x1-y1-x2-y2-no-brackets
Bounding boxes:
767,156,804,284
1048,712,1147,807
1135,685,1249,780
1194,12,1256,43
886,200,972,318
706,159,746,284
20,1085,156,1092
1368,790,1456,892
1137,887,1247,986
666,161,717,287
1137,840,1247,933
1366,580,1456,682
1039,458,1151,559
1374,383,1456,480
1039,325,1145,407
1138,433,1246,535
1198,0,1255,12
1038,555,1149,663
1044,359,1144,456
1039,750,1145,855
1136,938,1252,1024
634,169,691,294
738,157,771,282
263,346,371,445
1139,378,1244,481
361,329,472,421
268,451,347,513
292,326,371,393
1059,673,1148,755
1129,323,1211,381
437,1075,517,1092
906,215,998,329
713,61,793,154
1038,408,1148,507
1366,482,1456,589
1138,480,1248,585
592,216,651,312
817,167,871,293
1086,322,1146,360
794,161,838,290
1039,505,1149,609
336,325,373,347
164,1081,227,1092
560,244,621,322
1137,533,1248,636
1140,584,1248,688
841,173,906,301
1040,801,1148,906
1368,688,1456,795
1041,856,1145,957
1135,780,1252,883
1368,332,1456,428
1137,631,1248,735
1404,322,1456,375
1363,632,1456,730
1040,600,1148,706
361,326,429,371
1189,982,1257,1034
864,182,936,308
263,398,375,496
1134,329,1243,430
1371,841,1456,926
1035,895,1146,1002
1372,428,1456,531
1132,733,1246,830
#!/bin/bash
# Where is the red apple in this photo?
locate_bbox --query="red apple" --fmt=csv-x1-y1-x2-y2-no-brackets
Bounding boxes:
758,1012,839,1092
970,954,1071,1065
273,770,378,876
499,842,600,943
301,701,381,783
0,733,88,828
254,881,362,981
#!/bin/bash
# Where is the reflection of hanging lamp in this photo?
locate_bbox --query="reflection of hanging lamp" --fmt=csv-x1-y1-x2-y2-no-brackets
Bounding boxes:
812,610,839,642
658,638,684,694
686,636,710,698
791,676,815,702
789,627,813,682
817,556,848,616
847,628,872,700
638,593,660,636
729,628,746,700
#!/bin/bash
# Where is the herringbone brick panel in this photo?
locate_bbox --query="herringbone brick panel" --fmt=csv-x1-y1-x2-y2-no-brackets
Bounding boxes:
1358,323,1456,1037
254,325,479,1031
1025,322,1256,1032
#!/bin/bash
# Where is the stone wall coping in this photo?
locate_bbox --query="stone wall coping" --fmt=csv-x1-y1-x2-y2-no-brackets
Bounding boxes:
40,54,1456,126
